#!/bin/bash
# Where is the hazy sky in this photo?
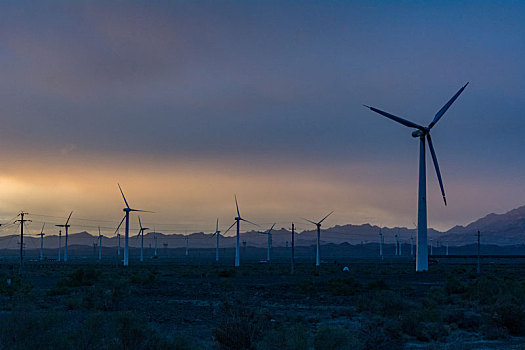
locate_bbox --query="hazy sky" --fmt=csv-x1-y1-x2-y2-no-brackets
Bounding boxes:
0,1,524,236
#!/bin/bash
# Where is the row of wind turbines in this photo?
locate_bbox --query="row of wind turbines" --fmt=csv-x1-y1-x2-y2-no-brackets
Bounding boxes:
33,83,468,272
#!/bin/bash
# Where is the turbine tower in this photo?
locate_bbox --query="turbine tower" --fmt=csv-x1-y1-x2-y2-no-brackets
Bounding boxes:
211,218,221,262
56,211,73,262
224,195,258,267
117,184,151,266
258,223,276,263
58,229,62,262
304,211,334,267
37,223,45,261
364,82,468,271
137,216,149,262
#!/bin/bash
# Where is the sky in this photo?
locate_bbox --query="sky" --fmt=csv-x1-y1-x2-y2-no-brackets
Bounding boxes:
0,0,524,236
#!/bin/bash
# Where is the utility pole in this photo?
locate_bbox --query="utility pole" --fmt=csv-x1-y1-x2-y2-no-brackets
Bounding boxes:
58,229,62,261
154,233,158,257
379,230,384,260
410,236,414,256
15,212,31,272
477,230,481,274
291,223,295,275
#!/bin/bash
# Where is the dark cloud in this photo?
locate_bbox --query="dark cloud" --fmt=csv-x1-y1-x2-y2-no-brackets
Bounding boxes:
0,1,524,229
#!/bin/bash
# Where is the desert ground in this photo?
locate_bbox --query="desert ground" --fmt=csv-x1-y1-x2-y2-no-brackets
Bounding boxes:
1,248,525,349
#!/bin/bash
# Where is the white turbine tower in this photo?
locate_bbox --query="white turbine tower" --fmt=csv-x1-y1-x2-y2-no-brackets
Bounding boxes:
258,223,276,263
224,195,258,267
116,184,151,266
98,226,103,261
137,216,149,262
304,211,334,267
56,212,73,262
364,83,468,271
37,223,45,261
211,218,221,262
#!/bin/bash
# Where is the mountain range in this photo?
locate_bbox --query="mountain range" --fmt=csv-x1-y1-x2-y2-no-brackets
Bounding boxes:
2,205,525,250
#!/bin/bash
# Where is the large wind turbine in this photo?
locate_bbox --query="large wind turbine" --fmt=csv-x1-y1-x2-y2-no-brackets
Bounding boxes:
117,184,151,266
137,216,149,262
224,195,258,267
364,82,468,271
258,223,276,263
304,211,333,267
56,211,73,262
37,223,45,261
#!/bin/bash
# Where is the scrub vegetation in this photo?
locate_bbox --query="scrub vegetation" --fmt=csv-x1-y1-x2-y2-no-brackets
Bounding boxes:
0,258,524,349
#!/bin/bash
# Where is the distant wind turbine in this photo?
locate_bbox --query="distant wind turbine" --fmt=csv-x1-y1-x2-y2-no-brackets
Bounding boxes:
56,211,72,262
304,211,334,266
364,82,468,271
137,216,149,262
37,223,45,261
258,223,276,263
57,229,62,261
116,184,152,266
211,218,221,262
224,195,258,267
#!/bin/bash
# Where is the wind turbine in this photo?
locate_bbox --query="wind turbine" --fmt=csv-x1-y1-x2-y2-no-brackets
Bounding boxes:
116,184,152,266
58,229,61,261
258,223,276,263
56,211,73,262
37,223,45,261
304,211,333,267
98,226,103,261
137,216,149,262
224,195,258,267
364,82,468,271
211,218,221,262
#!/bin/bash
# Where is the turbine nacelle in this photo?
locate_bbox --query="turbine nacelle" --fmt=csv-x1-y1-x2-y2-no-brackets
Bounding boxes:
411,129,427,138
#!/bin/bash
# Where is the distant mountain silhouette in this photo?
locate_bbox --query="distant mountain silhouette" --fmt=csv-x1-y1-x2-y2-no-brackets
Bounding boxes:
2,205,525,250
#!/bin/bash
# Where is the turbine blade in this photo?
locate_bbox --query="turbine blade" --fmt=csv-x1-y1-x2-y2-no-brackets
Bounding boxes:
241,218,258,227
302,218,318,225
364,105,424,130
114,215,126,235
427,134,447,206
234,195,240,217
223,221,236,235
129,209,154,213
216,218,219,232
318,211,334,224
268,223,276,234
138,216,143,230
65,211,73,225
118,183,130,209
40,223,45,234
428,82,469,129
98,226,101,236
